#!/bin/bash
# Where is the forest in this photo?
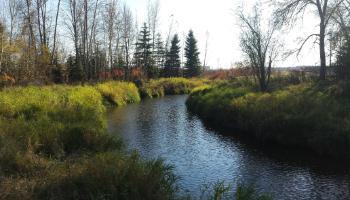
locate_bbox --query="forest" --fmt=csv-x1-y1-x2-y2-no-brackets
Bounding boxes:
0,0,203,85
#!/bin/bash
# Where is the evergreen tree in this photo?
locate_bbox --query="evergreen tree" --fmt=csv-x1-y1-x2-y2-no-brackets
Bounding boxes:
164,34,181,77
184,30,201,77
67,55,83,83
336,39,350,80
154,33,165,69
134,23,156,78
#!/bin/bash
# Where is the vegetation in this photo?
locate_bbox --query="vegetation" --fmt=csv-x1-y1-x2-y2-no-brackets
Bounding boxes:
164,34,182,78
96,81,141,106
0,82,178,199
239,5,279,91
184,30,201,78
140,78,207,98
187,79,350,160
200,182,272,200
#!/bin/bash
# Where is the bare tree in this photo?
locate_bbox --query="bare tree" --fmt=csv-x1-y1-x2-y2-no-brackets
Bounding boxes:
51,0,61,64
239,5,280,91
147,0,160,52
105,0,119,70
274,0,345,80
121,4,134,80
203,30,209,68
67,0,82,76
7,0,19,44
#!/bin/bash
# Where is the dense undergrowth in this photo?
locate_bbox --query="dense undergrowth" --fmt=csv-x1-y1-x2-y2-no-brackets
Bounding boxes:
187,79,350,160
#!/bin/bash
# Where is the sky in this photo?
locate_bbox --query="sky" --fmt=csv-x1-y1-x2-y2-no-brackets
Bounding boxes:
126,0,323,69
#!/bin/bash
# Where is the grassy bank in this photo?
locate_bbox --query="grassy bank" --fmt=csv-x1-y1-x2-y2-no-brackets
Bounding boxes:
0,82,178,199
140,78,207,98
187,80,350,160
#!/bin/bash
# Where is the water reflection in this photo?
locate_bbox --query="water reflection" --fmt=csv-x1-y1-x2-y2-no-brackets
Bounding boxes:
107,95,350,199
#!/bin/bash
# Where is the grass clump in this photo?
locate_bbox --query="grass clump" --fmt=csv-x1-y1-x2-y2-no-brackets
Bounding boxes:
140,78,207,98
96,81,141,106
187,80,350,160
199,182,272,200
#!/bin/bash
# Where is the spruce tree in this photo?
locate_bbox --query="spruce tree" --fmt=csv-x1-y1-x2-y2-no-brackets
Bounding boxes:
164,34,181,77
184,30,201,77
134,23,156,78
154,33,165,70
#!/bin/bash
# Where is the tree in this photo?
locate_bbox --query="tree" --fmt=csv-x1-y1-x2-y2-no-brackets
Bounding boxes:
121,4,134,80
239,5,279,91
274,0,345,80
184,30,201,77
147,0,160,52
104,0,119,71
164,34,181,77
67,55,83,82
336,39,350,79
51,0,61,64
154,33,165,69
134,23,156,78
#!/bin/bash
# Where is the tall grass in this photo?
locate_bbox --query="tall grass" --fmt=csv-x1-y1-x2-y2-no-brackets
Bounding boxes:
96,81,141,106
187,80,350,160
0,82,179,199
140,78,207,98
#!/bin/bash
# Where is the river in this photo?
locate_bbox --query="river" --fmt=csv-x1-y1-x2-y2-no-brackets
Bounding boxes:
107,95,350,199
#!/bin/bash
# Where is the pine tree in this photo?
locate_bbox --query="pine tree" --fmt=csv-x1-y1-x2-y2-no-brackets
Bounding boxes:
154,33,165,70
67,55,83,83
164,34,181,77
184,30,201,77
134,23,156,78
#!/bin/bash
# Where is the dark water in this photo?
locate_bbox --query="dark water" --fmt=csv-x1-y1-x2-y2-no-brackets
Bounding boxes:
107,95,350,199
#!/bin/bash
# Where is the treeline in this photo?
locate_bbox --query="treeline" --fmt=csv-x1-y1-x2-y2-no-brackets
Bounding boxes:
0,0,203,86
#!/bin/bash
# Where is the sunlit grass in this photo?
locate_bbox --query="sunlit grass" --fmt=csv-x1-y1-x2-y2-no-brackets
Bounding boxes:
140,77,208,98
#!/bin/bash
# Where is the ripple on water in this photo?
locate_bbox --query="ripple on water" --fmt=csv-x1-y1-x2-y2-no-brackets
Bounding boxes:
107,95,350,199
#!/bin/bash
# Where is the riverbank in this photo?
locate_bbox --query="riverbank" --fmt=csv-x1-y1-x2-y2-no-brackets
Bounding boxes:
0,81,182,199
2,78,270,199
186,80,350,161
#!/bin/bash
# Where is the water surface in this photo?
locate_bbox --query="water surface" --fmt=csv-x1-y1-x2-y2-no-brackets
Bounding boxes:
107,95,350,199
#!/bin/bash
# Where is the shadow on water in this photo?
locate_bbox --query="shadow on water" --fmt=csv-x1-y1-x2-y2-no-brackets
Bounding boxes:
107,95,350,199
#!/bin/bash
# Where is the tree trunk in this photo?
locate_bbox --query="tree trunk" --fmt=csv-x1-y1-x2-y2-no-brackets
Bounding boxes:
319,23,327,80
52,0,61,64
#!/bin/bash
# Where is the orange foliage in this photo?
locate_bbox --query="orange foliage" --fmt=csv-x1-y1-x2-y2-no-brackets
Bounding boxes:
130,67,142,80
99,68,125,80
0,72,16,87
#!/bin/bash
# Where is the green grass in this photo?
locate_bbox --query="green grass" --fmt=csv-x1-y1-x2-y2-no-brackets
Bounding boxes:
140,78,208,98
187,80,350,160
96,81,141,106
0,82,179,199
